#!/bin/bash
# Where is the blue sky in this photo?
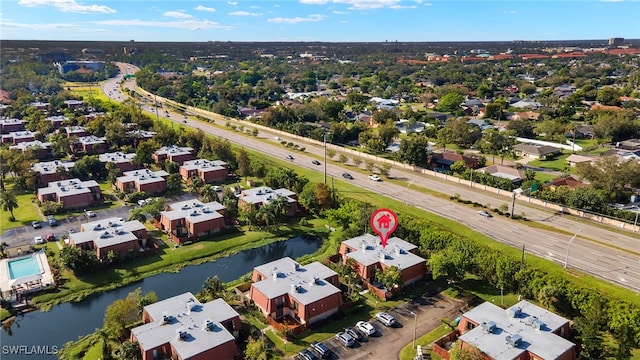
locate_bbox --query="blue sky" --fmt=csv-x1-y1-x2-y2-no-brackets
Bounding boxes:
1,0,639,42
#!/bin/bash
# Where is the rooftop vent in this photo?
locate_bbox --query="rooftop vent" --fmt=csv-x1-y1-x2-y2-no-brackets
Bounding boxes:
481,321,497,334
185,299,197,313
162,312,173,325
293,262,300,271
506,307,522,318
505,334,522,347
176,328,188,341
93,224,104,231
291,282,302,293
100,231,110,239
379,251,388,262
272,267,280,280
394,245,403,255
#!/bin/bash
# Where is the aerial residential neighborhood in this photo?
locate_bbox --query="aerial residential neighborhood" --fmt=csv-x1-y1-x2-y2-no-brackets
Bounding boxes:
1,6,640,358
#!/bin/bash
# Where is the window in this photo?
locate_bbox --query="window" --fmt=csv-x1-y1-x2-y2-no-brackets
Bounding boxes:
292,301,298,310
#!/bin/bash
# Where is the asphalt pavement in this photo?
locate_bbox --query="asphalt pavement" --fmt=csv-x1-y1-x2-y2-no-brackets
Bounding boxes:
104,63,640,293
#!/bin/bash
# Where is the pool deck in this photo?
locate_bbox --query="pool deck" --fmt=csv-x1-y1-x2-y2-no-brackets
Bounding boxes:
0,250,55,299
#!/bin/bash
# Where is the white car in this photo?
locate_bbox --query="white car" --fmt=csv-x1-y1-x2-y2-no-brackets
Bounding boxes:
86,210,96,218
356,321,376,336
375,312,397,327
137,199,147,206
213,186,222,192
34,236,45,245
368,174,382,182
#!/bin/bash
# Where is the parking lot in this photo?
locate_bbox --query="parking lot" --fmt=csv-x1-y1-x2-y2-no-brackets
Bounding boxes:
292,293,463,360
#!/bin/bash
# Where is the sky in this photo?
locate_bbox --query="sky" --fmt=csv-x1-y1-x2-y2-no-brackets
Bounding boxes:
1,0,639,42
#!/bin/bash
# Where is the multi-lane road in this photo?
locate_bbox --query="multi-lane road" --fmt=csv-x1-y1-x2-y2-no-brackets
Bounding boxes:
108,63,640,293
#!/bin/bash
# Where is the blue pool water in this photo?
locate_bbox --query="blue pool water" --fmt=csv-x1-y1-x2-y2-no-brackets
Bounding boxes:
8,256,41,280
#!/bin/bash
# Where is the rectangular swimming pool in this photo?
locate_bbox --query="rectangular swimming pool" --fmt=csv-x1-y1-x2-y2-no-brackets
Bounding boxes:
8,256,41,280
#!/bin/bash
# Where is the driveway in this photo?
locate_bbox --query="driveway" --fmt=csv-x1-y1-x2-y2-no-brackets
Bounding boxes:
297,293,463,360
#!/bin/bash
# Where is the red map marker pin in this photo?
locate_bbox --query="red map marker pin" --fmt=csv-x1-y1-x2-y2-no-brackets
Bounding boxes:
370,208,398,249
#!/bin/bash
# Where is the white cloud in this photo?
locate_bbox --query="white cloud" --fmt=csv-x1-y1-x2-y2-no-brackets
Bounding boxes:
274,4,281,7
94,19,232,31
227,1,238,5
333,10,350,14
249,5,260,9
300,0,406,9
229,11,263,16
504,10,517,14
267,14,327,23
18,0,115,13
389,4,416,9
195,5,216,12
164,11,194,19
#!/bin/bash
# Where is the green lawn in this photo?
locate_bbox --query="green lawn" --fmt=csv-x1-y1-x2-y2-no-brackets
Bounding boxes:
0,186,41,232
534,172,560,184
399,324,452,360
527,153,570,171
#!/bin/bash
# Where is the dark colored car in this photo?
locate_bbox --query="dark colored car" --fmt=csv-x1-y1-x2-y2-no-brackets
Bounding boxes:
310,341,330,358
48,215,59,226
342,172,353,180
345,327,364,341
298,349,318,360
312,160,321,165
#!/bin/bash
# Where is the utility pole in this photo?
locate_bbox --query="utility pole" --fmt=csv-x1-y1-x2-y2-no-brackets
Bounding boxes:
411,311,417,348
511,192,517,217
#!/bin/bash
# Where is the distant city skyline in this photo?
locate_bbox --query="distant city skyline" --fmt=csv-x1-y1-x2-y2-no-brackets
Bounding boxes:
1,0,639,43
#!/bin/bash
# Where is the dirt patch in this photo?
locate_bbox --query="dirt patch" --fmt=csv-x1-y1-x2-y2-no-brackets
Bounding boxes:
193,244,205,250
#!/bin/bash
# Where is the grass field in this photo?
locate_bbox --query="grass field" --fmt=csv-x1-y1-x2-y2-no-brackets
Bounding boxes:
528,153,570,171
0,181,41,232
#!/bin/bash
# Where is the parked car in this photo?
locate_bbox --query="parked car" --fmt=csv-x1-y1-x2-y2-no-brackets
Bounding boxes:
45,233,56,241
34,236,44,245
298,349,318,360
138,199,147,206
375,312,397,327
345,327,364,341
85,210,96,218
68,229,76,235
286,154,294,161
213,185,222,192
368,174,381,182
356,321,376,336
47,215,59,226
310,341,330,358
31,221,42,229
312,160,321,165
342,172,353,180
336,331,355,347
477,210,492,218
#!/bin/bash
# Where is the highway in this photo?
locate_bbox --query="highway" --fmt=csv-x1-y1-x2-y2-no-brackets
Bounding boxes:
107,63,640,293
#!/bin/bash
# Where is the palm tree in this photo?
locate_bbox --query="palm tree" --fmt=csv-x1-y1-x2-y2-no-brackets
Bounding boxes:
0,191,18,221
128,207,147,223
186,177,203,194
0,242,8,258
199,184,217,203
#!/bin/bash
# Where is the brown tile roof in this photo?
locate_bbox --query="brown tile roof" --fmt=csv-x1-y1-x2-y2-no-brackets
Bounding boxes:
548,176,588,189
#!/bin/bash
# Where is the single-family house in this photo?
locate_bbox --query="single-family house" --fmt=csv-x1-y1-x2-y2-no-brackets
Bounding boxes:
513,144,562,160
566,154,596,167
547,176,589,191
10,140,52,159
115,169,169,194
99,152,138,172
455,301,575,360
617,139,640,151
153,145,195,165
31,160,76,186
130,293,240,360
37,178,101,209
467,118,494,131
159,199,227,244
511,111,543,121
477,165,526,184
395,120,427,134
338,234,428,299
179,159,228,184
249,257,343,327
238,186,300,216
427,151,480,171
70,217,147,258
63,99,84,109
511,99,543,110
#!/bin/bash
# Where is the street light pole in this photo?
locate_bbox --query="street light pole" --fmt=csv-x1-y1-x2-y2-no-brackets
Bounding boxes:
411,311,417,348
564,229,582,269
511,192,517,217
634,208,639,232
406,180,415,206
323,133,327,184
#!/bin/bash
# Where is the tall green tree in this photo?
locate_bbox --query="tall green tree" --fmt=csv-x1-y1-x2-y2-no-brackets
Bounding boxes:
437,92,464,113
0,191,18,220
